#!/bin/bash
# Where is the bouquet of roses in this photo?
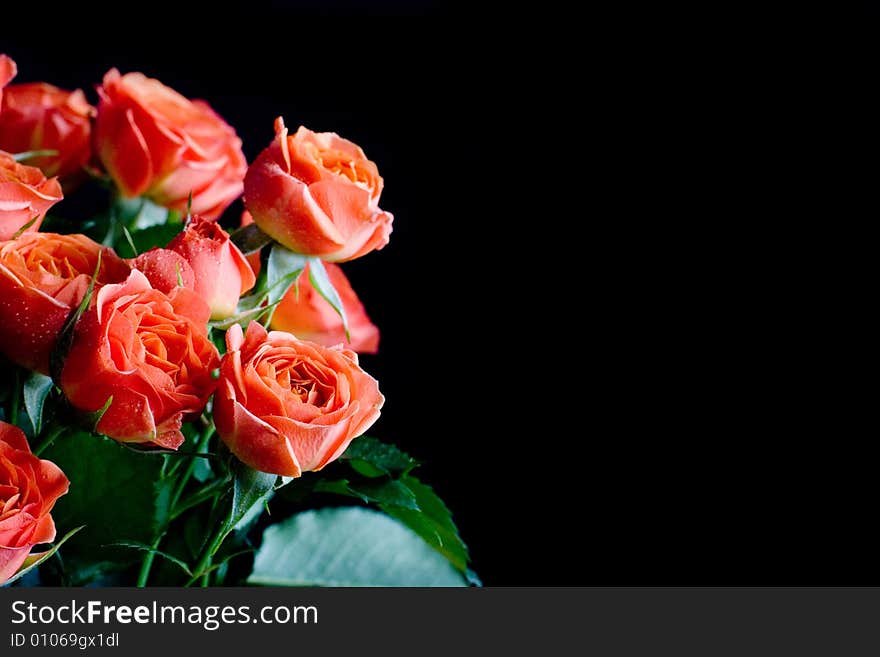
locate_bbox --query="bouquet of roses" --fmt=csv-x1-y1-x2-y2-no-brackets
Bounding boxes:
0,54,472,587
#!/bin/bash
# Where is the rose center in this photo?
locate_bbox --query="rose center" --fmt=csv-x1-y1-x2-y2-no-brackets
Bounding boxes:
26,250,96,279
317,149,372,188
268,361,332,408
0,484,21,522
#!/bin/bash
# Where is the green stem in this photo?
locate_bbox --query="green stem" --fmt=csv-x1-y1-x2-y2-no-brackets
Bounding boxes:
170,425,215,510
136,534,163,588
189,519,229,587
170,476,231,521
34,425,66,456
138,422,215,587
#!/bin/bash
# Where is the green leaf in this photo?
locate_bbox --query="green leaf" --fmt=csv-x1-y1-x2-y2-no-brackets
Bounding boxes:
191,425,214,484
115,197,171,230
22,372,53,435
208,302,278,331
114,224,184,259
1,525,84,587
230,222,273,255
382,475,470,573
40,432,170,581
106,541,192,577
341,435,419,477
307,257,350,341
226,461,276,539
350,478,420,510
49,250,101,384
248,507,466,586
121,225,138,257
266,244,308,314
311,477,420,510
312,478,368,500
152,472,175,536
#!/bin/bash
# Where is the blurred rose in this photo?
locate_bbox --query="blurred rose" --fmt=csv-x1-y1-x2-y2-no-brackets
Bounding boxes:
60,270,219,449
0,82,94,180
0,232,130,373
95,69,246,220
244,117,392,262
0,421,69,584
214,322,383,477
0,150,63,240
271,262,378,354
167,215,255,319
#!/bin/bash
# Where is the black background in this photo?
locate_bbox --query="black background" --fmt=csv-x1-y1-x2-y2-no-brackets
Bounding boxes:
3,3,870,586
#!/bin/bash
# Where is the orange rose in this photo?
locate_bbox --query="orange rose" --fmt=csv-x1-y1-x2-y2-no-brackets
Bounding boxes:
0,232,130,373
95,69,246,220
0,421,69,584
60,270,220,449
0,82,95,179
0,150,63,240
167,215,255,320
244,117,393,262
0,55,15,108
214,322,384,477
271,262,379,354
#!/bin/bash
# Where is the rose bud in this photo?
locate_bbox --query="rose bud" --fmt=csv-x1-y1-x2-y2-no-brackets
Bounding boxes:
0,232,130,373
167,215,255,320
213,322,384,477
60,270,220,449
0,55,16,108
95,69,246,220
0,82,94,181
0,421,69,585
0,150,63,240
244,117,393,262
271,262,378,354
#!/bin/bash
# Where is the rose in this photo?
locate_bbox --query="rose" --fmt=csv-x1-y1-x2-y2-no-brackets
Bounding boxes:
244,117,393,262
0,421,69,584
0,55,15,108
0,232,130,373
271,262,379,354
213,322,384,477
60,269,220,449
167,215,255,319
0,82,95,179
0,150,63,240
95,69,246,220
